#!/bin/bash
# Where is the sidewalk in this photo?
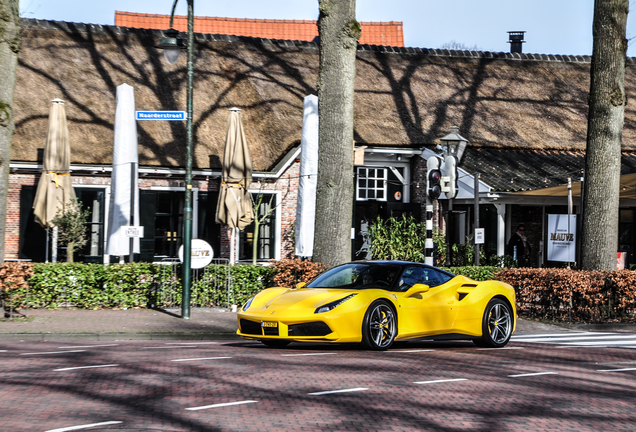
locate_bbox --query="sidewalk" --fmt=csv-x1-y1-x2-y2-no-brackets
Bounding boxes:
0,308,240,341
1,307,634,342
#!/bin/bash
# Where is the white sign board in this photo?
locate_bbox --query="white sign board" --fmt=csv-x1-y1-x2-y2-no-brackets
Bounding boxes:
124,226,144,238
547,214,577,262
475,228,485,245
178,239,214,269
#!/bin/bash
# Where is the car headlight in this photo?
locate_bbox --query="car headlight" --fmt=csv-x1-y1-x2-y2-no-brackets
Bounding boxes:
242,297,254,311
315,294,357,314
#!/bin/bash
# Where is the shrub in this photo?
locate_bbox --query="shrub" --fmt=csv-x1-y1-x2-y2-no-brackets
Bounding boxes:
21,263,107,308
103,263,160,309
270,259,328,288
440,266,500,281
495,268,636,322
368,214,427,262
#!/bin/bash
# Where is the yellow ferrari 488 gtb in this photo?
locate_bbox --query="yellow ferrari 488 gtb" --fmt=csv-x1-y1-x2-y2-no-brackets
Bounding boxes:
237,261,516,350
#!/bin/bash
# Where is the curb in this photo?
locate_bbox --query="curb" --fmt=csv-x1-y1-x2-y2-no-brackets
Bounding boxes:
0,332,242,342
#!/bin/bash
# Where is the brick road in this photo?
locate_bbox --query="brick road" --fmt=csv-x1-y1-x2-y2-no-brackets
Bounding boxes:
1,337,635,432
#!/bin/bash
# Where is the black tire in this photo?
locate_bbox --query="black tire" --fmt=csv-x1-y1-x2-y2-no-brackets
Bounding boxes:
261,340,291,348
361,300,397,350
474,298,513,348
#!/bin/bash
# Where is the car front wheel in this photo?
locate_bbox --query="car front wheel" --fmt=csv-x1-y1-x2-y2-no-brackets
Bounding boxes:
475,298,513,348
362,300,397,350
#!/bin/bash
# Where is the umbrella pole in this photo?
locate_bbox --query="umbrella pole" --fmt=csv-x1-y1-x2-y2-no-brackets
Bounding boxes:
230,228,235,265
45,227,49,263
52,227,58,263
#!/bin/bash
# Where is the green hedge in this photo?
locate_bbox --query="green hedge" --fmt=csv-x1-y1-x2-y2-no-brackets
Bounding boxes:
440,266,500,281
4,262,280,310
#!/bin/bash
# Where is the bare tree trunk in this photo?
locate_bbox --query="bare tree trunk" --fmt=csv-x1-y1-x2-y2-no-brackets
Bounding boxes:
0,0,20,262
581,0,629,271
313,0,360,266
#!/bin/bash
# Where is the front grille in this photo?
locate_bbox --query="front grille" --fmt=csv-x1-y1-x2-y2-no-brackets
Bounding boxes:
263,326,279,336
240,319,262,335
288,321,332,337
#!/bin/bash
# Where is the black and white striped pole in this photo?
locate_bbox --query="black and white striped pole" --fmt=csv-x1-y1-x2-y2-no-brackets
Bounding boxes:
426,156,442,266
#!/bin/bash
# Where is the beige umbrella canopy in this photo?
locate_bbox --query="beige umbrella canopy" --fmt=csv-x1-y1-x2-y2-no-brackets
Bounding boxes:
33,99,76,227
216,108,254,262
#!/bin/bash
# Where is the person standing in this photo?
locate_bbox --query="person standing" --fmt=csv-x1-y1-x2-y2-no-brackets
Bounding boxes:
507,224,531,264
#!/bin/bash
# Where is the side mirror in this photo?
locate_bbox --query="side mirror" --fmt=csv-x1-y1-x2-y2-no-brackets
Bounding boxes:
295,282,307,289
405,283,430,297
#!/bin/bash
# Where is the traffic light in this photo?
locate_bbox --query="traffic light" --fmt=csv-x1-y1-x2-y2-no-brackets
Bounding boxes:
426,156,442,200
444,154,458,199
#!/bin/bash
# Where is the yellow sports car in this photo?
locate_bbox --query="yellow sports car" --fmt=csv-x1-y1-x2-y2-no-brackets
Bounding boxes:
237,261,516,350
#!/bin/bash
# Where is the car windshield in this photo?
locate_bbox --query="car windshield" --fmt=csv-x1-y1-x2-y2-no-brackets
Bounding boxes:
307,263,401,289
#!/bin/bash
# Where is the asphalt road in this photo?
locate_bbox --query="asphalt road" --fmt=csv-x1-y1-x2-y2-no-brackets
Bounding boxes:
1,332,635,432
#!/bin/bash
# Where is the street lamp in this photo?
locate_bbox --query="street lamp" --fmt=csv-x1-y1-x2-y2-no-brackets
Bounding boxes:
158,0,194,320
440,125,468,164
439,126,468,267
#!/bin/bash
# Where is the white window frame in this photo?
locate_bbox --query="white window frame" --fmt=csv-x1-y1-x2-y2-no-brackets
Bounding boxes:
356,167,389,201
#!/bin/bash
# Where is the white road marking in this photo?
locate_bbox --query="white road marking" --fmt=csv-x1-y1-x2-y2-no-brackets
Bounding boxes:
141,346,197,349
512,332,608,339
171,357,232,362
556,345,607,349
596,367,636,372
54,364,119,372
186,400,257,410
281,353,336,357
393,349,435,353
308,387,368,396
165,342,218,345
0,350,7,352
45,420,122,432
561,338,636,346
413,378,468,385
513,334,627,343
508,372,558,377
57,344,119,349
20,350,86,356
476,347,525,351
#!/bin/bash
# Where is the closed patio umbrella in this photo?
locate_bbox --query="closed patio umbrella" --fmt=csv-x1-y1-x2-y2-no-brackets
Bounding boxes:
216,108,254,263
33,99,76,261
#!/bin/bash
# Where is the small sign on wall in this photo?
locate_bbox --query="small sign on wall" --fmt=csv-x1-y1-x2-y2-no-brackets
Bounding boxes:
124,226,144,238
475,228,485,244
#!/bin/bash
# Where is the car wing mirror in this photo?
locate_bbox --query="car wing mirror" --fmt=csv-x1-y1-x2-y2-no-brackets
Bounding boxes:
405,283,430,296
295,282,307,289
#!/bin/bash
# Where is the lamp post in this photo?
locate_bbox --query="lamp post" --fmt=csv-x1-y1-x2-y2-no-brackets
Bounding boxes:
158,0,194,319
439,126,468,267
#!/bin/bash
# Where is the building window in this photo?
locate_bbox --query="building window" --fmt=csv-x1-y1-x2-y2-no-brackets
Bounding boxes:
75,188,106,263
19,186,106,262
357,167,387,201
239,192,278,261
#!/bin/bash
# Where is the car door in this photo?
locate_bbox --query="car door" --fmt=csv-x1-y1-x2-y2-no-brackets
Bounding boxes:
396,266,459,338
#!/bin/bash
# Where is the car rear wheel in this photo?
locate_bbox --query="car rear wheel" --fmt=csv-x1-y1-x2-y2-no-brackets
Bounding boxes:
362,300,397,350
261,340,290,348
474,298,513,348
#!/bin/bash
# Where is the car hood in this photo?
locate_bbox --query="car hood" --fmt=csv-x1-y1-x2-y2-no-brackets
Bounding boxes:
253,288,357,312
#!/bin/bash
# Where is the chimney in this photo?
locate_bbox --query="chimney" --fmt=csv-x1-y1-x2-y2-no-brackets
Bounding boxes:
508,31,525,53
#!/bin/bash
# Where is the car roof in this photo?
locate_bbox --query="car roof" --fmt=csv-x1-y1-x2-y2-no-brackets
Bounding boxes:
346,260,456,277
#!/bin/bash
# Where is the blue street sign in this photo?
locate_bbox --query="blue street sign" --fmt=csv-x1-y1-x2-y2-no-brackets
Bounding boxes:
136,111,187,121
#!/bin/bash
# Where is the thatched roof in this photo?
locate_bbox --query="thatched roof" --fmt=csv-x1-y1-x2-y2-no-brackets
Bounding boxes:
11,18,636,171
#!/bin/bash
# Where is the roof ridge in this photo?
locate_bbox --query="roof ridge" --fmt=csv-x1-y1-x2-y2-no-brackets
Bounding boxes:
20,17,608,64
114,11,402,27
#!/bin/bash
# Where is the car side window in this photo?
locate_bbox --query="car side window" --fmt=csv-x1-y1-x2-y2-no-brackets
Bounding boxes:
397,266,452,291
397,266,427,291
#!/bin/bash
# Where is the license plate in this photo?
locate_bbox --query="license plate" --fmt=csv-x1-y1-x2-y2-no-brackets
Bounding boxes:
262,321,278,328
